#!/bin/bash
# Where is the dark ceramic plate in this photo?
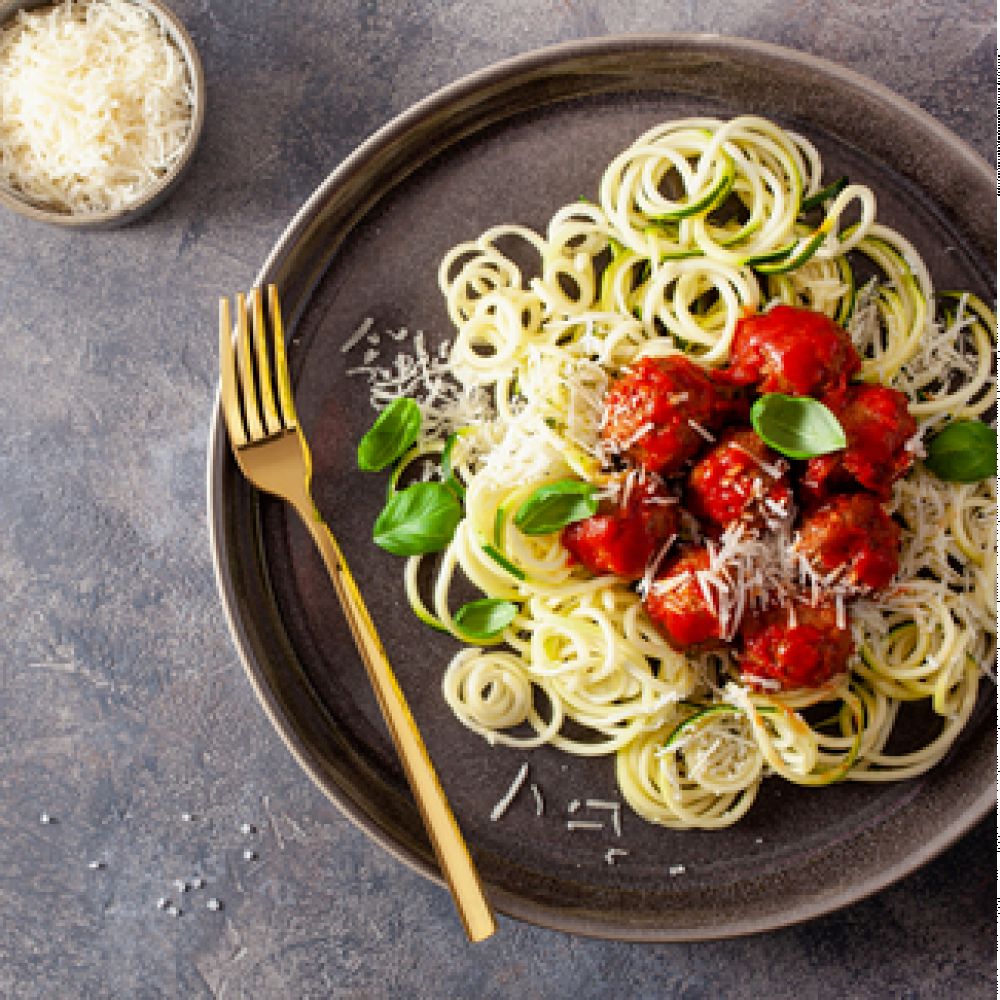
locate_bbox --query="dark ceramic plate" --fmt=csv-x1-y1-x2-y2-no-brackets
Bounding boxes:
208,36,996,940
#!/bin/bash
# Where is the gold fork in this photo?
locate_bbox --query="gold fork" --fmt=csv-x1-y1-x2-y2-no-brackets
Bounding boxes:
219,285,496,942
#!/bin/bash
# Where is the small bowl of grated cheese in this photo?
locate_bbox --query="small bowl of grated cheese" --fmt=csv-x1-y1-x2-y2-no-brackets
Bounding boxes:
0,0,205,228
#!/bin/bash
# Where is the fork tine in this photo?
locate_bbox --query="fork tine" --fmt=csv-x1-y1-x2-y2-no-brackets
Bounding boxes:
218,297,247,447
235,292,264,442
251,288,282,435
268,284,298,428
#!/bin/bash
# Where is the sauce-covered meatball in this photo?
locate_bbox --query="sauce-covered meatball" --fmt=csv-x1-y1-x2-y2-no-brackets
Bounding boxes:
739,599,853,690
562,473,679,580
600,355,725,476
710,376,754,425
686,428,793,535
718,305,861,399
795,493,901,592
802,383,917,499
644,545,724,650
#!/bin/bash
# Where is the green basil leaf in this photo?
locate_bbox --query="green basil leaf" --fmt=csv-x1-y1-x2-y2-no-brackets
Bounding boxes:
373,482,461,555
513,479,599,535
453,598,518,639
357,398,421,472
924,420,997,482
750,393,846,459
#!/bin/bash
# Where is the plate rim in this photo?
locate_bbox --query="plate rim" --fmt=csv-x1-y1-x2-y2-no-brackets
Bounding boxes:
207,32,996,942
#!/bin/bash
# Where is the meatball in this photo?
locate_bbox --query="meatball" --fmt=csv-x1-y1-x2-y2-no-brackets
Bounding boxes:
739,599,853,690
795,493,901,592
561,472,679,580
686,428,793,535
801,383,917,499
718,305,861,399
600,355,725,476
644,545,724,650
709,374,753,425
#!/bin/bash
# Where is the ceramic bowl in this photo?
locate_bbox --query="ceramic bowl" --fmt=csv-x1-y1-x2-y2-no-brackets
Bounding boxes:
0,0,205,229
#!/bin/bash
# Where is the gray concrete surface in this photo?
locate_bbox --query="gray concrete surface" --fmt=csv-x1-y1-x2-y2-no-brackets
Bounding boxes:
0,1,995,997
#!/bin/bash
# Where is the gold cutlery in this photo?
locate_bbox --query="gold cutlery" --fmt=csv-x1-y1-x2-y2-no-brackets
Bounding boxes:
218,285,496,942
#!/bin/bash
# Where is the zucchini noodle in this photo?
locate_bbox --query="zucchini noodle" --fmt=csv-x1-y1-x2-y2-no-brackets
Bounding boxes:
394,115,996,830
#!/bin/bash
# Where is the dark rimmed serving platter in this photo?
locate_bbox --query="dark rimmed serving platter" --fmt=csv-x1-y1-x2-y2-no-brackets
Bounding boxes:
207,35,996,941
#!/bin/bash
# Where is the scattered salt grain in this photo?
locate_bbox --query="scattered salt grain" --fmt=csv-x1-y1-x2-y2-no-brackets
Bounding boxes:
668,864,686,876
165,904,181,917
180,812,194,822
39,812,53,825
155,897,169,910
190,877,205,889
242,849,257,861
206,898,222,912
173,879,188,893
87,861,105,870
239,823,256,836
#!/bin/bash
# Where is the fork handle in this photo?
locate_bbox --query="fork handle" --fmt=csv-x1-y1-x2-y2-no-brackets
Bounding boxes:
293,498,497,942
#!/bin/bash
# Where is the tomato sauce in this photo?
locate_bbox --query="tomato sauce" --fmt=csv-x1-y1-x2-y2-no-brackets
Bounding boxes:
739,601,852,689
600,355,726,476
718,304,861,399
686,428,792,534
561,473,678,580
802,383,916,499
644,546,723,650
795,493,901,591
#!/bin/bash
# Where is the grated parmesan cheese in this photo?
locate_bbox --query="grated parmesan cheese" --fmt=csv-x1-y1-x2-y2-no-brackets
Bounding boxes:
687,418,715,443
585,799,622,837
636,533,678,600
529,782,544,816
0,0,194,214
489,762,529,821
340,317,374,354
347,326,494,445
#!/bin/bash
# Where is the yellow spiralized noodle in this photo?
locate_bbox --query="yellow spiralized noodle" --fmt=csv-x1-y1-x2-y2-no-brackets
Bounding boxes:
616,710,763,829
392,114,998,830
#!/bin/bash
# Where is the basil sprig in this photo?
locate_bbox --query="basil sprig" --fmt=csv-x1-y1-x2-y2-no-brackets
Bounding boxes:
924,420,997,482
373,482,462,555
357,398,421,472
513,479,599,535
750,393,846,460
453,598,518,640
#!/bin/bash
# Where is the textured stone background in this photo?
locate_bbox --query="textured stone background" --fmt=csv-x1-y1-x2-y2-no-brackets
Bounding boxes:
0,1,995,998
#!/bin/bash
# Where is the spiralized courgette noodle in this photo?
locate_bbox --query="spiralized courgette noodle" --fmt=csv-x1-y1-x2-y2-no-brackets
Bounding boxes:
388,115,996,829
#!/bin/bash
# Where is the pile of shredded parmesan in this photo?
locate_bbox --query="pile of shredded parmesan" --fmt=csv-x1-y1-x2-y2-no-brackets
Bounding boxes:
0,0,194,213
344,320,494,446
